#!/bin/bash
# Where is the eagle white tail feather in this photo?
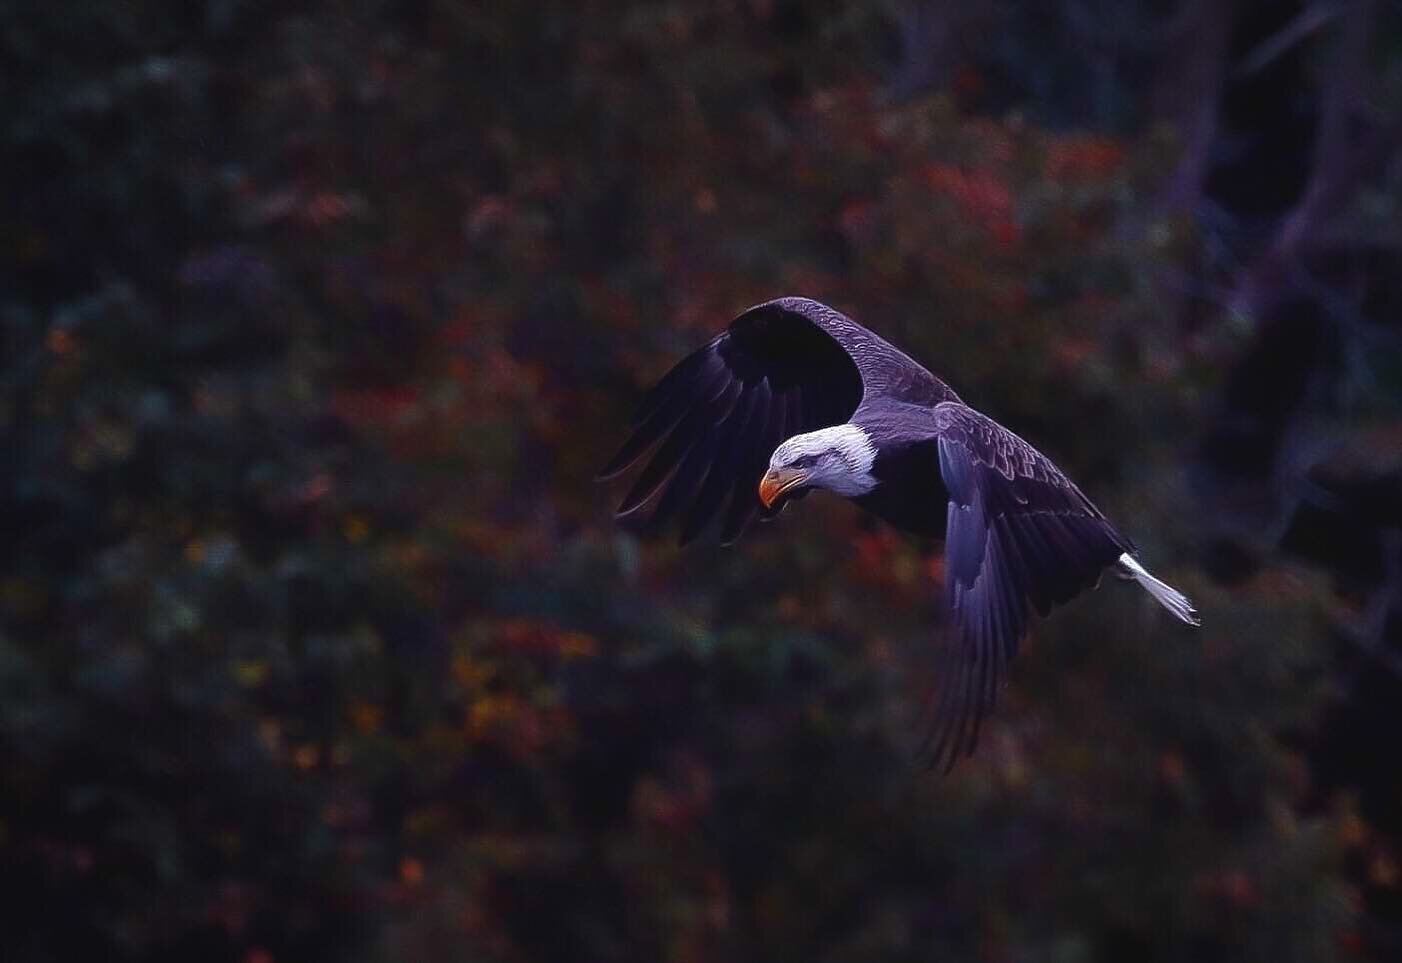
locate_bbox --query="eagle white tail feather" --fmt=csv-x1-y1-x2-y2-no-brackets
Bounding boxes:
1117,553,1201,626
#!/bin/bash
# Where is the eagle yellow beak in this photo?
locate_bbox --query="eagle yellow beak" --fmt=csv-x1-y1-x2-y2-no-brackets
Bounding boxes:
758,467,809,509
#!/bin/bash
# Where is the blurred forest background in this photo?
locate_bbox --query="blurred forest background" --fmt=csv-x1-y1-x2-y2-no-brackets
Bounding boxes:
5,1,1402,960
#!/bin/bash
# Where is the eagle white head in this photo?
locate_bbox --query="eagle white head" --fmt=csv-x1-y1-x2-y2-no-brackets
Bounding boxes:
759,424,878,506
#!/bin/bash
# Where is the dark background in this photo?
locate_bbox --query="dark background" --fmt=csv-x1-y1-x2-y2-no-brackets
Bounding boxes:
5,1,1402,960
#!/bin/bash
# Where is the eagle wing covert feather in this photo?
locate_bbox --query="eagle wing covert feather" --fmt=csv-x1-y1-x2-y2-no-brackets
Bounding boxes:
922,402,1134,772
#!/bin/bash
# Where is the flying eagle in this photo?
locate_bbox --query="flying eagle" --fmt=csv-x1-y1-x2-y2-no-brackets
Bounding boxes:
600,297,1199,771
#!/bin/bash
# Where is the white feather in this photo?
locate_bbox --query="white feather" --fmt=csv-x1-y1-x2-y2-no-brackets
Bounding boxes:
1117,553,1200,626
769,425,878,496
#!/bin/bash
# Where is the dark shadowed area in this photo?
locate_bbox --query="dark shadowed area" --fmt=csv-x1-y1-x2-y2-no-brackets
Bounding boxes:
5,2,1402,961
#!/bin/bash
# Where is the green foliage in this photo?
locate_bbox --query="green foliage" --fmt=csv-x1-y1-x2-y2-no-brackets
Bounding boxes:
2,2,1375,962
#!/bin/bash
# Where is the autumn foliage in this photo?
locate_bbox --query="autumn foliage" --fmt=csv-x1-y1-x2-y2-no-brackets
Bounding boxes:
5,2,1402,962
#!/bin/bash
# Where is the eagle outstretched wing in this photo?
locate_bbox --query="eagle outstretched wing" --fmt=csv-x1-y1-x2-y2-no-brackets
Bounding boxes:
599,297,958,544
922,402,1134,773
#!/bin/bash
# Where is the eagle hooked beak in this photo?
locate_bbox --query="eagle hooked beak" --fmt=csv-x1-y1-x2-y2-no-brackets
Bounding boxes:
758,467,809,509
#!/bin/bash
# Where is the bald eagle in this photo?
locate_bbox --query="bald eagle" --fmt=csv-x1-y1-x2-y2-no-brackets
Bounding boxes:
601,297,1199,771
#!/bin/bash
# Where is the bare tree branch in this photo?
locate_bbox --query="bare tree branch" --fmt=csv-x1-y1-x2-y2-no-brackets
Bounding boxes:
1155,0,1237,213
1235,1,1346,78
1229,0,1402,320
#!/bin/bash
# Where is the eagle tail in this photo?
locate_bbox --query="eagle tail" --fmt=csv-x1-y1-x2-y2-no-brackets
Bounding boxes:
1117,553,1200,626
